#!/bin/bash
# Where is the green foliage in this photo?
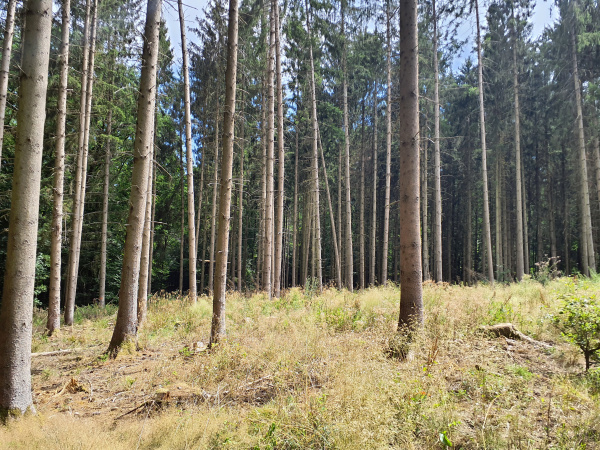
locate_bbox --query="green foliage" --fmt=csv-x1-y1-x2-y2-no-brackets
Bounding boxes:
552,289,600,371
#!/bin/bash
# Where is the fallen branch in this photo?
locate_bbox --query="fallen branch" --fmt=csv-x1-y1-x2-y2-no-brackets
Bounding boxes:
32,348,80,357
480,323,551,348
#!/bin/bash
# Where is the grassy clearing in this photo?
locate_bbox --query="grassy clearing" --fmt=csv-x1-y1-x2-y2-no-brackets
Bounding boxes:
3,278,600,449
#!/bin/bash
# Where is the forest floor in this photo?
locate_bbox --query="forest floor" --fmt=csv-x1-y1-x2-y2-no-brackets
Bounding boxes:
2,278,600,449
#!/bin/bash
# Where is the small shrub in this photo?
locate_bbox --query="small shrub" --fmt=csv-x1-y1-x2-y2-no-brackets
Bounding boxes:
535,256,561,285
552,293,600,371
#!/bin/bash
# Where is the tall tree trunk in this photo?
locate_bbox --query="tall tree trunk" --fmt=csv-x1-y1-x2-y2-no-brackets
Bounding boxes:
211,0,238,344
108,0,161,355
521,158,530,273
382,0,392,286
465,134,473,284
370,88,378,286
342,0,354,291
421,116,430,281
148,147,157,293
475,0,494,283
0,0,52,417
237,100,245,291
0,0,16,170
99,110,112,309
398,0,423,329
273,0,285,297
305,0,322,289
359,100,366,289
64,0,94,325
208,93,221,292
571,21,595,275
179,0,197,302
495,155,503,281
432,0,443,283
263,0,276,298
47,0,71,335
195,145,205,263
318,129,342,287
179,137,185,293
512,23,525,281
292,89,299,287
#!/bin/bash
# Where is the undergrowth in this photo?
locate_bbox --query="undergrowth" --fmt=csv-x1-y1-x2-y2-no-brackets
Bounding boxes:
2,278,600,449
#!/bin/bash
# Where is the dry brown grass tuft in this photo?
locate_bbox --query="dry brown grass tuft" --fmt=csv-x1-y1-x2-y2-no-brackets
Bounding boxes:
2,278,600,448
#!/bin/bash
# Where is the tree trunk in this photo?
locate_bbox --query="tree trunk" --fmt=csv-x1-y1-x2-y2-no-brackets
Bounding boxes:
208,93,221,292
475,0,494,283
237,100,245,291
512,24,524,281
47,0,71,335
178,0,197,302
137,133,154,326
263,0,275,298
421,116,430,281
0,0,52,417
432,0,443,283
359,100,366,289
0,0,16,170
99,109,112,308
465,134,473,284
398,0,423,329
305,0,322,289
382,0,392,286
64,0,95,326
292,85,300,287
108,0,161,356
495,155,503,281
370,88,378,286
179,136,185,293
148,147,157,294
342,0,354,291
211,0,239,344
521,158,530,274
572,23,595,275
273,0,285,297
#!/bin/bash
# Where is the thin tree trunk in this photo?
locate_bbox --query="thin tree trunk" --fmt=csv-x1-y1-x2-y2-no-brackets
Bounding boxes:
0,0,52,417
178,0,197,302
47,0,71,335
209,92,221,292
0,0,16,169
495,155,503,281
465,136,473,284
305,0,322,289
292,86,300,287
99,110,112,308
179,137,185,293
342,0,354,291
137,133,154,326
398,0,423,329
64,0,94,325
521,158,530,274
432,0,443,283
195,145,205,262
512,24,524,281
148,145,157,294
422,112,430,281
237,101,245,291
572,22,595,275
359,100,366,289
210,0,238,344
108,0,161,355
475,0,494,283
318,128,342,287
371,88,378,286
382,0,392,286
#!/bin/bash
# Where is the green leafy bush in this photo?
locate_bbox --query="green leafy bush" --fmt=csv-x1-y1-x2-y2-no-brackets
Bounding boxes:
552,293,600,371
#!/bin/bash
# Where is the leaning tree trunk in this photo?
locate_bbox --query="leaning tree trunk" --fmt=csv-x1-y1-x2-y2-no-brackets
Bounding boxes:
382,0,392,286
398,0,423,329
108,0,161,356
211,0,239,345
305,0,323,289
47,0,71,335
0,0,16,170
273,0,285,297
178,0,197,302
0,0,52,418
432,0,443,283
475,0,494,283
64,0,93,326
342,0,354,291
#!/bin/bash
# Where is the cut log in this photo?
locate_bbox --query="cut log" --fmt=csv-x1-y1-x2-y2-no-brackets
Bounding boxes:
480,323,551,348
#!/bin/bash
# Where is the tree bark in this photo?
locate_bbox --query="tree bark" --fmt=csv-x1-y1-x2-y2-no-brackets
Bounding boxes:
371,88,378,286
108,0,161,355
292,84,300,287
475,0,494,283
421,113,430,281
99,109,112,309
305,0,322,289
47,0,71,335
398,0,423,329
208,92,221,293
432,0,443,283
359,100,366,289
495,154,503,281
211,0,238,344
0,0,16,170
512,21,524,281
237,98,245,291
342,0,354,291
64,0,94,326
0,0,52,418
382,0,392,286
178,0,197,301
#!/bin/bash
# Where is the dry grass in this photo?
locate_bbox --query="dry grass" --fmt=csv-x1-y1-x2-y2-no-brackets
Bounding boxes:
2,278,600,449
